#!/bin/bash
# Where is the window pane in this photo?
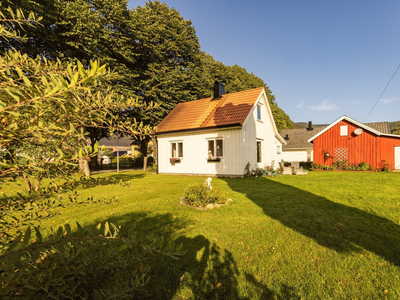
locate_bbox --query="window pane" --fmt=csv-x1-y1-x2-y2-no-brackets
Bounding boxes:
340,125,348,136
257,105,261,120
216,140,223,156
208,140,214,156
178,142,183,157
171,143,176,157
257,141,262,162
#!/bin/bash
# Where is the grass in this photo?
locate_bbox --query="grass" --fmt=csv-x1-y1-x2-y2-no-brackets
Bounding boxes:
2,171,400,299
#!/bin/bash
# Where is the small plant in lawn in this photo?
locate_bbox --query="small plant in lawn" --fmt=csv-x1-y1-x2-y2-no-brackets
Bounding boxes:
245,162,251,177
182,183,228,207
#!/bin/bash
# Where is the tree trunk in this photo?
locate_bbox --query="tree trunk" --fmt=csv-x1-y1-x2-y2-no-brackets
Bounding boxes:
150,136,157,164
140,139,149,166
90,134,99,169
79,159,91,176
143,156,147,171
22,174,32,193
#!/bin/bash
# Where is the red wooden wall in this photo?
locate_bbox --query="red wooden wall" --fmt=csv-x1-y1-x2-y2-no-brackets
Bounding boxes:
377,136,400,169
312,120,400,169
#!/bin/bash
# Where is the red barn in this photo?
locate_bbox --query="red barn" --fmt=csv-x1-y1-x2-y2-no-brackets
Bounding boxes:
308,115,400,170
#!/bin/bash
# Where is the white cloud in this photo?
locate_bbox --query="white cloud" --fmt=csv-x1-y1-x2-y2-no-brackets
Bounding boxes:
379,98,399,104
351,101,362,105
296,102,304,108
309,100,339,111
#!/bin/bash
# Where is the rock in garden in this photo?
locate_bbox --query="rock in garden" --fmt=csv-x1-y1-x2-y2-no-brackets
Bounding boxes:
205,204,214,210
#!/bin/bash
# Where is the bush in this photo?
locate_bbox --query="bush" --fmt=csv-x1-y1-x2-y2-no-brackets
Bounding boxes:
299,161,312,169
183,183,228,207
147,156,154,165
149,163,157,173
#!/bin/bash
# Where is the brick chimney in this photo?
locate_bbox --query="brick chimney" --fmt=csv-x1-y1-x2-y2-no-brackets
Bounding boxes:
213,81,225,100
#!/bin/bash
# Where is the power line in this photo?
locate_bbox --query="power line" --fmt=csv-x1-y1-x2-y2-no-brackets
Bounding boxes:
363,63,400,122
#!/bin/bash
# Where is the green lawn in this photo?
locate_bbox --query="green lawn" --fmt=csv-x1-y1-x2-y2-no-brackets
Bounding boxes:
3,171,400,299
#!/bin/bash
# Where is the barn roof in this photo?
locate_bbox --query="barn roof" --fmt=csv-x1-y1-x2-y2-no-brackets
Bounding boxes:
156,87,265,134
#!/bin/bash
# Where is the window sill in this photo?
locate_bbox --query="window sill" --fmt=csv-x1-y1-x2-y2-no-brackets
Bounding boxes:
207,158,222,162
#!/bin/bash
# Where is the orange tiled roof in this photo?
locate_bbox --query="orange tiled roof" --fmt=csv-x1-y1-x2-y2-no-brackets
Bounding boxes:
157,87,265,134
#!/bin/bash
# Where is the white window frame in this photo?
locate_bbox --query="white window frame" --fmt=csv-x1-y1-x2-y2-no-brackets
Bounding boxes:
207,138,223,158
257,103,262,121
170,141,183,158
277,145,282,154
257,140,262,163
340,125,348,136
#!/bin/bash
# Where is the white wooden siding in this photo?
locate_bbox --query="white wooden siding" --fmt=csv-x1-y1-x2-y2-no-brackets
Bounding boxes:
157,127,243,176
281,149,312,162
241,92,283,171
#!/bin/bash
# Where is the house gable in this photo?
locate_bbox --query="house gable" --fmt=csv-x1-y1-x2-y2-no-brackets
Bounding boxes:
242,90,286,145
157,87,266,135
308,115,396,142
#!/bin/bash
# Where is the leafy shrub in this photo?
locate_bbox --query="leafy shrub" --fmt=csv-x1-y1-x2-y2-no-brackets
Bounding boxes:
149,163,158,173
299,161,312,169
147,156,154,165
183,183,228,207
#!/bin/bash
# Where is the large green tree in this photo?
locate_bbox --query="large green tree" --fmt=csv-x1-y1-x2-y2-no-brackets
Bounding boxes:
128,1,208,155
199,53,294,130
0,9,182,298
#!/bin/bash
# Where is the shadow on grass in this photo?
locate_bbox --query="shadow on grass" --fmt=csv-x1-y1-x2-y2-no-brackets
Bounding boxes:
105,172,144,182
223,177,400,267
89,211,292,299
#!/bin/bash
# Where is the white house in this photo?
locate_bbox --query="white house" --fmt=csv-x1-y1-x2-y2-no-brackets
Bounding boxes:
156,82,286,177
279,123,326,162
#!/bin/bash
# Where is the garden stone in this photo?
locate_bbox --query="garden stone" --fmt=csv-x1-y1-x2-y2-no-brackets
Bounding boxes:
227,198,233,203
206,204,214,210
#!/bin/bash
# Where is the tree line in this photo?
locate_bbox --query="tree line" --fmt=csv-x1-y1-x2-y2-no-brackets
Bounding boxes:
1,0,294,162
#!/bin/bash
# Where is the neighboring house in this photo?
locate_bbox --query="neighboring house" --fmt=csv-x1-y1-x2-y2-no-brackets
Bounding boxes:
308,115,400,170
279,122,326,162
156,82,286,177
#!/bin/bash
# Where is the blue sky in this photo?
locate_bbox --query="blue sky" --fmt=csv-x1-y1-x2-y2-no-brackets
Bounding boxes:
128,0,400,124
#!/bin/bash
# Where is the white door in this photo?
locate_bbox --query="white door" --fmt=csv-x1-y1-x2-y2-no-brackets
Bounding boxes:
395,147,400,170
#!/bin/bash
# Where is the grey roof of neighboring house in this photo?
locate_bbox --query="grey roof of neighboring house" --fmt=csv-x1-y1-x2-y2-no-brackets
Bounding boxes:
98,138,137,147
280,121,392,150
280,126,327,149
363,122,391,134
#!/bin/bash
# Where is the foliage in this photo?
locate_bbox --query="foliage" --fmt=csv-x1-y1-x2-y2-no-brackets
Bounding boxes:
199,53,294,131
389,120,400,135
183,183,228,207
0,45,151,189
299,161,313,169
312,162,376,171
264,165,273,172
170,158,181,165
149,163,157,173
0,221,185,299
0,8,180,298
245,162,251,177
